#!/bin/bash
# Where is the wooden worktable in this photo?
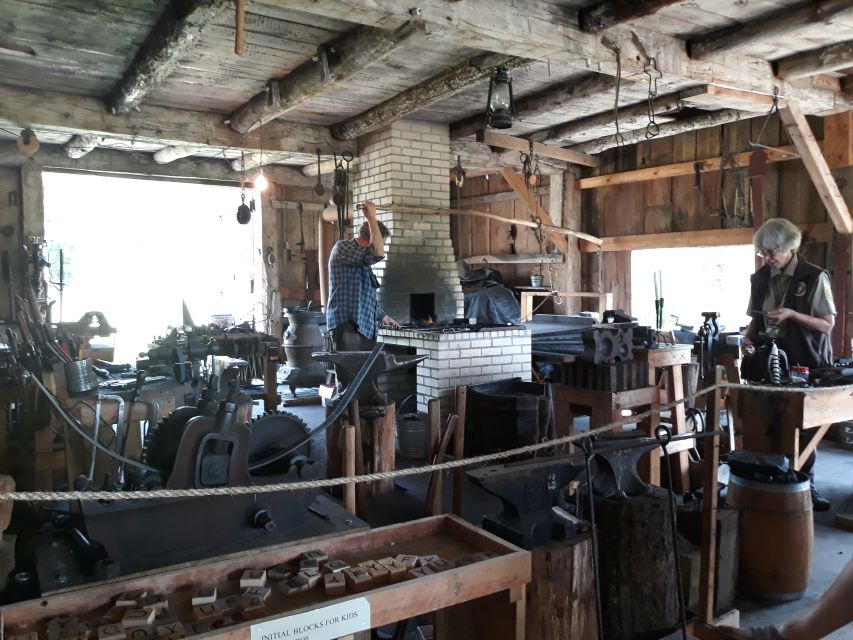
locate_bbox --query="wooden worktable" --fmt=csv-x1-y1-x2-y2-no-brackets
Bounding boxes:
3,515,530,640
731,383,853,469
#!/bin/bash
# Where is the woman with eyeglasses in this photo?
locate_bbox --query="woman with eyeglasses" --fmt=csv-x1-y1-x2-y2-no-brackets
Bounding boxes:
744,217,836,511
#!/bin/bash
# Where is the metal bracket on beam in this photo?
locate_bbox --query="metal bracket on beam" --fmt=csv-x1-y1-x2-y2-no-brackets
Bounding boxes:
266,80,280,109
317,46,331,83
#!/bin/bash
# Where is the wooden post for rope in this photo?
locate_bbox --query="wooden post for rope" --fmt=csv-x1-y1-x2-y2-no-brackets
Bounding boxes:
343,425,356,515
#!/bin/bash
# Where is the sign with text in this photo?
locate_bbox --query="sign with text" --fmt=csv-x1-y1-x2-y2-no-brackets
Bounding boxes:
250,598,370,640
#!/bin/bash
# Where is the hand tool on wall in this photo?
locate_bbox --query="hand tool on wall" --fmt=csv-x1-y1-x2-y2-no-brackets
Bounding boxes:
332,154,348,239
313,149,325,196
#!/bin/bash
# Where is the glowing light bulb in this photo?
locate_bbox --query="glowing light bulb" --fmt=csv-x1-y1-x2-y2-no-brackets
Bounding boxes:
254,170,268,192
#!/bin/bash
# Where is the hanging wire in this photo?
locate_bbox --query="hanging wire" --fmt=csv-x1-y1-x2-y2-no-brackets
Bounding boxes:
644,57,663,139
612,47,625,148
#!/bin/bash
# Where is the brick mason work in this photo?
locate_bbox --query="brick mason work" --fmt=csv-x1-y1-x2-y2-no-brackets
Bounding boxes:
353,119,463,324
378,327,532,412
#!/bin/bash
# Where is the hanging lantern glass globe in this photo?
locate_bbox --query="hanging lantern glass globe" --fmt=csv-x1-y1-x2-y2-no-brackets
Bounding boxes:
486,66,514,129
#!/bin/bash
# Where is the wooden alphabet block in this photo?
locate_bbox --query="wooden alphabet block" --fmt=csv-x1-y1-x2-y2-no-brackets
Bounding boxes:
122,609,155,629
155,621,185,638
298,557,319,571
384,560,408,583
126,628,155,640
364,564,389,585
324,572,347,596
358,560,379,570
279,575,310,596
427,557,450,572
191,585,217,606
48,616,78,640
395,554,418,569
241,586,271,602
97,624,125,640
297,569,321,588
115,590,148,607
191,603,220,621
239,569,267,588
323,559,350,573
240,596,267,620
410,567,434,578
418,554,439,567
302,549,328,564
343,567,372,593
221,595,242,613
267,563,293,581
185,617,234,636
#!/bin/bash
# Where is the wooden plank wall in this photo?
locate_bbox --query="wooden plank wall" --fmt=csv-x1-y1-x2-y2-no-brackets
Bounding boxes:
581,114,836,319
450,173,581,315
277,185,328,313
0,166,22,322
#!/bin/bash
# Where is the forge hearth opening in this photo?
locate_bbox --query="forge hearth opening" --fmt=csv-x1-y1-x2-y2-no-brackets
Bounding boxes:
409,293,435,324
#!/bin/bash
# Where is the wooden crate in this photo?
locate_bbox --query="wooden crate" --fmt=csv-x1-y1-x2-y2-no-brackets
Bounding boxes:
2,516,531,640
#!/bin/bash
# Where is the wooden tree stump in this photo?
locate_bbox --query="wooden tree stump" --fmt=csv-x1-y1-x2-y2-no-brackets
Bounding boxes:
594,491,679,639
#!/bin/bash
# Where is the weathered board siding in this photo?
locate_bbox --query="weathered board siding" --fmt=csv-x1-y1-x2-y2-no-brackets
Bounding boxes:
580,115,846,347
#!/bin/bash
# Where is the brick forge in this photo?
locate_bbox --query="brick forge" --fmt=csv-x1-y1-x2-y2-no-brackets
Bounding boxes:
353,119,531,413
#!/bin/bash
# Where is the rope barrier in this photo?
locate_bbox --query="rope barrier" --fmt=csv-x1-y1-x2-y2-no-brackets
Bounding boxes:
1,380,849,503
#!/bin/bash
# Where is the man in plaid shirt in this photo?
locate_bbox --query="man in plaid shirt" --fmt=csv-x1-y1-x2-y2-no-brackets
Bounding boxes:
326,200,400,350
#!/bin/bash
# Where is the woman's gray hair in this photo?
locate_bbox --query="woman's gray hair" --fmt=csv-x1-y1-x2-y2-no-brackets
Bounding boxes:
752,218,801,254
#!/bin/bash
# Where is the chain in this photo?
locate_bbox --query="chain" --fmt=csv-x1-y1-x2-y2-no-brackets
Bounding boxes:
644,57,663,139
612,47,625,147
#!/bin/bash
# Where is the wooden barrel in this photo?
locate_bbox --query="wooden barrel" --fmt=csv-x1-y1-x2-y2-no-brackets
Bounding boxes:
728,472,813,601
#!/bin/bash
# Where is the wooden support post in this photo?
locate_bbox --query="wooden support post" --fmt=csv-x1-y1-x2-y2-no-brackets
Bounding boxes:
343,425,356,515
452,386,467,516
698,367,723,624
352,421,368,519
426,414,458,516
428,398,441,460
370,402,397,495
667,363,691,493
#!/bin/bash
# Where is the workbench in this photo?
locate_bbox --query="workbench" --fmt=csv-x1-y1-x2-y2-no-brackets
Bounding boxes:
2,515,531,640
731,383,853,469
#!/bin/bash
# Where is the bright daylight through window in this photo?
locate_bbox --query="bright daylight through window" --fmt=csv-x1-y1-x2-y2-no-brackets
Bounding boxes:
631,245,755,334
42,172,264,363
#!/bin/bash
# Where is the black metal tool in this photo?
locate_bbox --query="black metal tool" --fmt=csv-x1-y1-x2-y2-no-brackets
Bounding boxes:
656,425,688,640
311,350,427,407
466,454,586,549
333,153,347,239
342,151,353,234
313,149,325,196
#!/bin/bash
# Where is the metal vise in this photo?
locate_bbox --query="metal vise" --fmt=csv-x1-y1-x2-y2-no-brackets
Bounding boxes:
467,455,587,549
312,350,427,407
581,324,634,364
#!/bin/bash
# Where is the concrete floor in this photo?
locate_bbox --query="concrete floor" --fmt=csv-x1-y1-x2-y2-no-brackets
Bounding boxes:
280,392,853,638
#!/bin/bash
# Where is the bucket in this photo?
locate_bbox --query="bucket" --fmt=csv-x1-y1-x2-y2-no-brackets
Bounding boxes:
728,471,813,601
397,412,429,459
65,359,98,395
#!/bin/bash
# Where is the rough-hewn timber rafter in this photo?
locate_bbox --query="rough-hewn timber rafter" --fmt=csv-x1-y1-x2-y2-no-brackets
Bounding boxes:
331,53,527,141
64,134,102,159
109,0,230,114
0,142,325,188
477,130,600,167
450,140,567,176
274,0,849,114
0,83,352,163
451,73,616,140
229,24,419,134
528,87,712,145
152,145,200,164
779,103,853,234
579,0,683,33
775,40,853,81
571,109,755,155
689,0,853,60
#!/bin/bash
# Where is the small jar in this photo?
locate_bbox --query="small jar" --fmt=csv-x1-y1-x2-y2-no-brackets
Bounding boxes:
790,365,810,384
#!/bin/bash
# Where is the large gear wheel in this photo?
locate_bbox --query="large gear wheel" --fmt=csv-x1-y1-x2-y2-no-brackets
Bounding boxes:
142,408,311,482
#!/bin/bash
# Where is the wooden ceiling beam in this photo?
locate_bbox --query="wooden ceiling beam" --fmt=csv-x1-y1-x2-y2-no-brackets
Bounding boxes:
108,0,230,114
528,87,711,145
152,145,200,164
276,0,849,115
571,109,756,155
64,134,102,159
775,40,853,81
689,0,853,60
0,142,325,188
579,0,683,33
450,140,567,176
0,83,352,163
229,152,310,171
331,53,527,141
779,102,853,234
451,73,616,140
228,24,419,134
477,130,600,167
499,168,572,252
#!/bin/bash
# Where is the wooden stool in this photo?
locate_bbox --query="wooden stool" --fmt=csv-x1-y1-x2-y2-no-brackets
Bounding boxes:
552,384,662,484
